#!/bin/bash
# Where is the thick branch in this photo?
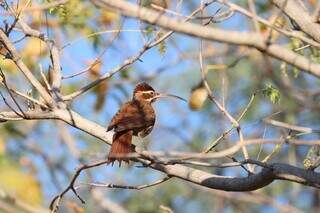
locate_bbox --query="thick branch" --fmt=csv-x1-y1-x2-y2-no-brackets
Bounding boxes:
0,110,55,121
51,109,320,191
140,160,320,191
147,162,274,191
0,30,55,106
2,108,320,192
272,0,320,42
94,0,320,78
53,109,111,145
1,107,320,205
64,1,212,100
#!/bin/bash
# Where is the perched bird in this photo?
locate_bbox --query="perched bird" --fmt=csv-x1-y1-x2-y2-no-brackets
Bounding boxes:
106,82,185,165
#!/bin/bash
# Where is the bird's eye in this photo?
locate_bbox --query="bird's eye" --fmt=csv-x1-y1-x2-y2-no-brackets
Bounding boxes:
150,91,154,95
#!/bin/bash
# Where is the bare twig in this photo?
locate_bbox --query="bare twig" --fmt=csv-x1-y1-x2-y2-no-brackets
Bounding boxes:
198,30,252,171
0,107,320,206
0,90,24,117
50,159,111,212
8,87,48,109
96,0,320,79
63,0,216,100
76,176,170,190
218,0,320,48
62,25,125,79
0,68,26,117
272,0,320,42
263,119,320,134
0,30,55,106
248,0,259,32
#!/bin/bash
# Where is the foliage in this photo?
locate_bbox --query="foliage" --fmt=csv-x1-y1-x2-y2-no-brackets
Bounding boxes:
0,161,43,205
262,84,280,104
0,0,320,212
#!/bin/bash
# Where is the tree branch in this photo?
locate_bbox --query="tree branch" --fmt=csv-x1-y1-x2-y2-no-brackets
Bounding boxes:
1,107,319,207
0,30,55,107
272,0,320,42
95,0,320,78
64,1,215,100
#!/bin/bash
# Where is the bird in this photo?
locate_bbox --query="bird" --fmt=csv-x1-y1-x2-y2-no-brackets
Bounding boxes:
106,82,186,166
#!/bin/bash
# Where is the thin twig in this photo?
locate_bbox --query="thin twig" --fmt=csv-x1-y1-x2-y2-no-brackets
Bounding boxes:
62,24,124,79
61,29,143,50
218,0,320,48
197,9,252,171
63,0,216,100
75,176,170,190
0,68,26,117
0,90,23,117
8,88,48,109
263,119,320,134
203,92,256,153
0,29,55,107
50,159,111,212
248,0,259,32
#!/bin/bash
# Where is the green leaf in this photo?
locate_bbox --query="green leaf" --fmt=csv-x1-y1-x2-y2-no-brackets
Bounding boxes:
158,41,166,55
303,145,320,170
292,67,300,78
120,68,130,79
291,37,302,50
156,32,166,55
262,143,282,163
48,7,55,14
262,84,280,104
145,25,154,37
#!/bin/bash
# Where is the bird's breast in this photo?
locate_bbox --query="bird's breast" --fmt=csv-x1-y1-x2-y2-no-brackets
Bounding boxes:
133,103,155,137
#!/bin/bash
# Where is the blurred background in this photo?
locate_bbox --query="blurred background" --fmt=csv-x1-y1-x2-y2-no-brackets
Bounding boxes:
1,0,320,212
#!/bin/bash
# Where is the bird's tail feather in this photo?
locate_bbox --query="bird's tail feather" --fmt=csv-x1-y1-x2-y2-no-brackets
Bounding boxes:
108,130,133,166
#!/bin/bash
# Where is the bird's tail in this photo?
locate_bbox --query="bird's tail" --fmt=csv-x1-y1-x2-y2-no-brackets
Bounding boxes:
108,130,133,166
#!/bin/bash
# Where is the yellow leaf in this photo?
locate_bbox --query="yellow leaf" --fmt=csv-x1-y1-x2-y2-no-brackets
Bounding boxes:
0,164,43,206
0,58,18,74
99,10,119,25
22,38,47,58
189,86,208,111
88,60,102,78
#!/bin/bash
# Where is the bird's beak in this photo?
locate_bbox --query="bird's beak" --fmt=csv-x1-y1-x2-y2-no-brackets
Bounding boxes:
153,92,187,102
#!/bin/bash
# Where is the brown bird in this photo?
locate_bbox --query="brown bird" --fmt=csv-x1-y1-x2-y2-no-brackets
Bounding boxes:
107,82,185,165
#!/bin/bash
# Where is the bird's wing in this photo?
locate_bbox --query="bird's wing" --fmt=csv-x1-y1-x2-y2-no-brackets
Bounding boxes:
107,101,154,133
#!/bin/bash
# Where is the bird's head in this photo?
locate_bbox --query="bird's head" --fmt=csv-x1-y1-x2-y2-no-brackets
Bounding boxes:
133,82,186,103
